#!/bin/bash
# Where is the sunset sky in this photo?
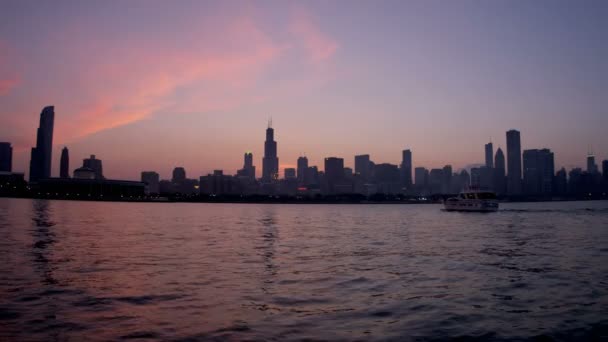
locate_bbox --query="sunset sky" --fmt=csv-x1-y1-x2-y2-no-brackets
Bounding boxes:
1,0,606,180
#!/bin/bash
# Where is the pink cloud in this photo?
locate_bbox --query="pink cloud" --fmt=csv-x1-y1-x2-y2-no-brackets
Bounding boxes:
289,6,339,63
0,43,20,95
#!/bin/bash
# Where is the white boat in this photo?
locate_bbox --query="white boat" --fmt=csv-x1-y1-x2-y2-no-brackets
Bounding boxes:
444,189,499,212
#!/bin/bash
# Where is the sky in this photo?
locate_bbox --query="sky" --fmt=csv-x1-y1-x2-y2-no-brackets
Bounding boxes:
1,0,606,180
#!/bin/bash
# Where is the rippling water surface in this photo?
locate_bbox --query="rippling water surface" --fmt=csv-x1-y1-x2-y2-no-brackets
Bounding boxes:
1,198,607,341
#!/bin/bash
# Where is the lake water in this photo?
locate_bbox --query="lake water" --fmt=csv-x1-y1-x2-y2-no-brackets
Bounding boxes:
0,198,607,341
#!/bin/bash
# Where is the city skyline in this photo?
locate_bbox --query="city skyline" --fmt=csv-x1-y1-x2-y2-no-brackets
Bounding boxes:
1,1,607,180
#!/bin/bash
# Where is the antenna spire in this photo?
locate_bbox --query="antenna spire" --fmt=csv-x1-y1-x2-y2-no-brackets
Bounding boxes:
268,116,272,129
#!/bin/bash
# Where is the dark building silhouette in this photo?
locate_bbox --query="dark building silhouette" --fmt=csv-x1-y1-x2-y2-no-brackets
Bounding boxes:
73,166,96,179
200,170,236,195
400,150,412,190
29,106,55,182
493,147,506,195
172,167,186,183
414,167,429,194
459,169,471,191
237,152,256,179
262,121,279,183
555,168,567,195
523,149,554,195
429,168,443,194
587,154,598,174
305,166,319,187
470,168,481,188
0,142,12,172
297,156,308,184
374,163,400,194
284,168,296,180
506,129,522,195
83,155,104,179
603,160,608,180
485,142,494,169
479,167,493,191
141,171,160,194
442,165,452,193
60,147,69,178
354,154,371,181
324,157,345,194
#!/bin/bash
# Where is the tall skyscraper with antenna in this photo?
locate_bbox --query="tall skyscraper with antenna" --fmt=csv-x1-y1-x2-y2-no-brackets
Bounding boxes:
262,119,279,182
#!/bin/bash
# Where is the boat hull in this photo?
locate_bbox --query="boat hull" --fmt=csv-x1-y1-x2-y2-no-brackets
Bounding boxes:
444,200,499,212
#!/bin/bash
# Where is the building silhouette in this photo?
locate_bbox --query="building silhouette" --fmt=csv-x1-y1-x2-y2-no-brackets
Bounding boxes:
485,142,494,169
555,168,567,195
262,121,279,183
506,129,522,195
442,165,452,193
237,152,256,179
523,148,554,195
415,167,429,194
60,147,70,178
354,154,371,182
29,106,55,182
141,171,160,194
324,157,345,194
284,168,296,180
83,155,104,179
0,142,12,172
297,156,308,185
603,160,608,180
587,154,598,174
400,149,412,190
493,147,506,195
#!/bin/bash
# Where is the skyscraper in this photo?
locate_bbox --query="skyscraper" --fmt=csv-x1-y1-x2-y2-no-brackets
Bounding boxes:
237,152,255,179
485,142,494,169
297,156,308,184
603,160,608,181
506,129,522,195
0,142,12,172
493,147,506,195
29,106,55,181
587,154,598,174
262,121,278,182
83,155,104,179
414,167,429,193
400,149,412,189
324,157,344,194
523,148,554,195
354,154,370,181
442,165,452,193
60,147,70,178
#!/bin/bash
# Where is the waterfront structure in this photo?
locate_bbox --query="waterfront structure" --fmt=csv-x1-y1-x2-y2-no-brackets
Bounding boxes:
522,148,554,195
141,171,160,194
262,121,279,183
83,155,104,179
200,170,236,195
36,178,144,198
0,142,12,172
297,156,308,184
506,129,522,195
354,154,370,181
29,106,55,182
237,152,255,179
485,142,494,169
400,149,412,190
60,147,70,178
73,167,96,179
493,148,506,195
